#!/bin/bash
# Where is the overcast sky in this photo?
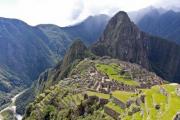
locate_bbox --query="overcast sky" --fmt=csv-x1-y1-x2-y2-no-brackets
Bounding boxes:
0,0,179,26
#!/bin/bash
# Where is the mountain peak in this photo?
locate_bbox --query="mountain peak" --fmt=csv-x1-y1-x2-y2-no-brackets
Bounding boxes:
92,10,180,82
60,40,87,72
69,39,87,50
111,11,131,24
103,11,136,38
91,11,150,69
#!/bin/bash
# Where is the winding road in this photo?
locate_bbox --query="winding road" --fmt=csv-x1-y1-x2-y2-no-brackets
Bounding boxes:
0,89,28,120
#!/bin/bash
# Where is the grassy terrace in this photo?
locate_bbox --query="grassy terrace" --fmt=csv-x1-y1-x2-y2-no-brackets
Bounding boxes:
95,63,139,86
85,84,180,120
142,84,180,120
103,84,180,120
72,94,84,105
87,91,110,99
105,101,124,114
112,90,137,103
63,94,84,106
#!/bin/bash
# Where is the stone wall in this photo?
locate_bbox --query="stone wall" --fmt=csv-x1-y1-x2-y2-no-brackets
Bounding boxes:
174,112,180,120
104,106,121,120
112,97,126,109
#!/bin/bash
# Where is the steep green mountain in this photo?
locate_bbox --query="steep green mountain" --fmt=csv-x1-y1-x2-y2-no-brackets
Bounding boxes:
138,10,180,44
22,40,180,120
35,40,89,92
0,17,57,108
91,11,180,83
15,40,92,115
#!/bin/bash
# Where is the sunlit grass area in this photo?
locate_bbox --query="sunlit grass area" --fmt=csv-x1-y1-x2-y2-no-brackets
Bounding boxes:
95,63,139,86
105,101,124,114
112,90,137,103
87,91,110,99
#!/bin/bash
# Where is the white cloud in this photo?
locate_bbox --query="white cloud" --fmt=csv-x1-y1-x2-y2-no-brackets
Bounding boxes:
0,0,177,26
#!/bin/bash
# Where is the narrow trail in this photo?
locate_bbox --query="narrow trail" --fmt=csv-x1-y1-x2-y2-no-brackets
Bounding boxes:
0,89,28,120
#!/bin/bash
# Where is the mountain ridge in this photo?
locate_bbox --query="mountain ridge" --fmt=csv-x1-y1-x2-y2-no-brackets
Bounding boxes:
91,11,180,82
138,9,180,44
0,14,109,109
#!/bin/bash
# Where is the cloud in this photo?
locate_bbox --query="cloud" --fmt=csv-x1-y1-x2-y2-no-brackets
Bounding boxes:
70,1,84,20
0,0,178,26
155,0,180,11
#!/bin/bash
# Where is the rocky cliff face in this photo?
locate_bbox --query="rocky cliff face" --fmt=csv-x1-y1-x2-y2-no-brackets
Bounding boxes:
91,12,150,69
91,11,180,82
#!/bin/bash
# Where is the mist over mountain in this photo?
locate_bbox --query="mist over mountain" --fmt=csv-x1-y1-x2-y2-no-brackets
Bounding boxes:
61,14,110,45
128,6,166,23
137,9,180,44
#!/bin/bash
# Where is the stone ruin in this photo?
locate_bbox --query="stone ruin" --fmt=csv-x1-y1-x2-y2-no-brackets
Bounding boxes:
174,112,180,120
176,85,180,97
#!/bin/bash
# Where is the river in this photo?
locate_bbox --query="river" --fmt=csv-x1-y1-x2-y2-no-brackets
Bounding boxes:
0,89,28,120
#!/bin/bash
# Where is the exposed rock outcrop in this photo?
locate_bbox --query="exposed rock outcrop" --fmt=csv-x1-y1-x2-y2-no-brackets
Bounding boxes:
91,11,180,83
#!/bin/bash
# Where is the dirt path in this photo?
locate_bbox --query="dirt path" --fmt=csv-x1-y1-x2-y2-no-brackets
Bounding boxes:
0,89,28,120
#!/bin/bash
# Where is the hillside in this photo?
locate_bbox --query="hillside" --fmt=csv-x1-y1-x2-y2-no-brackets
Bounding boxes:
62,14,110,45
138,10,180,44
0,17,57,109
23,56,180,120
15,40,92,115
91,11,180,83
0,14,109,110
20,39,179,120
36,24,72,59
3,9,180,120
36,14,109,58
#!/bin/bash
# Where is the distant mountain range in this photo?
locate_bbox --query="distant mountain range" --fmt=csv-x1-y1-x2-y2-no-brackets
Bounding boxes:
37,14,109,58
137,9,180,44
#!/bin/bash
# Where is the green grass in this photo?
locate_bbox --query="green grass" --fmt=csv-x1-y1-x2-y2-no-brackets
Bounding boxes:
142,84,180,120
112,90,137,103
1,110,14,120
95,63,139,86
163,84,176,93
105,102,124,114
72,94,84,105
87,91,110,99
106,84,180,120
